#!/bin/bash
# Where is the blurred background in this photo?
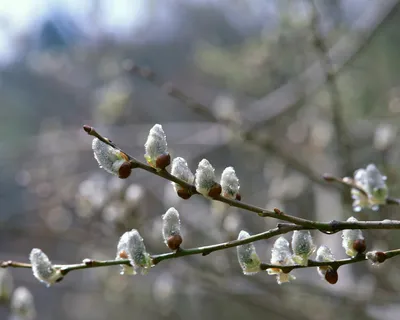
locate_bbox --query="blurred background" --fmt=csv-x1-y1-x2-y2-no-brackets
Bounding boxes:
1,0,400,319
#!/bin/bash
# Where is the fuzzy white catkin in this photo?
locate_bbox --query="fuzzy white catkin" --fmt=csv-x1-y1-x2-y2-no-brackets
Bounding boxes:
162,207,181,245
117,229,152,274
342,216,364,257
268,237,296,284
366,164,386,192
144,124,168,166
270,237,292,265
171,157,194,191
10,287,36,320
291,231,315,265
315,246,335,278
29,248,62,286
195,159,216,196
220,166,240,199
92,138,126,175
236,230,261,275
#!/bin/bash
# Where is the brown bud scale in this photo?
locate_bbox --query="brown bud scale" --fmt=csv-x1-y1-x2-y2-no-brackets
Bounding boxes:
208,183,222,198
375,251,387,263
119,250,129,259
322,174,335,182
156,154,171,170
167,234,182,251
235,193,242,201
353,239,366,254
177,188,192,200
118,161,132,179
325,267,338,284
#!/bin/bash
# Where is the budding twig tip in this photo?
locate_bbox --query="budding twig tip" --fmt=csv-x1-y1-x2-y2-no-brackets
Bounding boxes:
322,173,336,182
83,125,92,134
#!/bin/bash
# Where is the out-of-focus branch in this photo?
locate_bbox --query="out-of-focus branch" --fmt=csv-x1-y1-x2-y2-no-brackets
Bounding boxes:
242,0,400,129
309,0,353,175
125,64,326,186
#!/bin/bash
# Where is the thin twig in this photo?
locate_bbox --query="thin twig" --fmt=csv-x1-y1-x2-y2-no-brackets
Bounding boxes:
323,172,400,205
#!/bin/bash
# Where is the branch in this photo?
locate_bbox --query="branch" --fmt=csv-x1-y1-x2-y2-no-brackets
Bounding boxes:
323,173,400,205
260,248,400,272
3,242,400,276
83,125,400,231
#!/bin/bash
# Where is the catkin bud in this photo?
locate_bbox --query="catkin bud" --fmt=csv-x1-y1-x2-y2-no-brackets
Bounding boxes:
29,248,63,286
144,124,170,170
267,237,296,284
366,251,387,265
195,159,220,198
324,267,338,284
92,138,131,179
220,166,240,200
236,230,261,275
351,168,369,212
315,246,335,281
117,229,152,275
162,207,182,250
171,157,194,199
365,164,388,209
10,287,36,320
342,216,365,257
291,231,316,266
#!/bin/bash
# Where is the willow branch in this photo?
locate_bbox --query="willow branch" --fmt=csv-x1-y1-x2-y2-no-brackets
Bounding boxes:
323,173,400,205
83,125,400,233
3,244,400,276
3,218,400,275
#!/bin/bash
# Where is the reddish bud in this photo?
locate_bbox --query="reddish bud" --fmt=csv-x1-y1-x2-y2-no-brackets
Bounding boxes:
119,250,129,259
322,174,335,182
352,239,366,254
324,267,338,284
118,161,132,179
208,183,222,198
83,125,92,134
155,154,171,170
167,234,182,250
273,208,282,214
375,251,387,263
177,188,192,200
235,193,242,201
